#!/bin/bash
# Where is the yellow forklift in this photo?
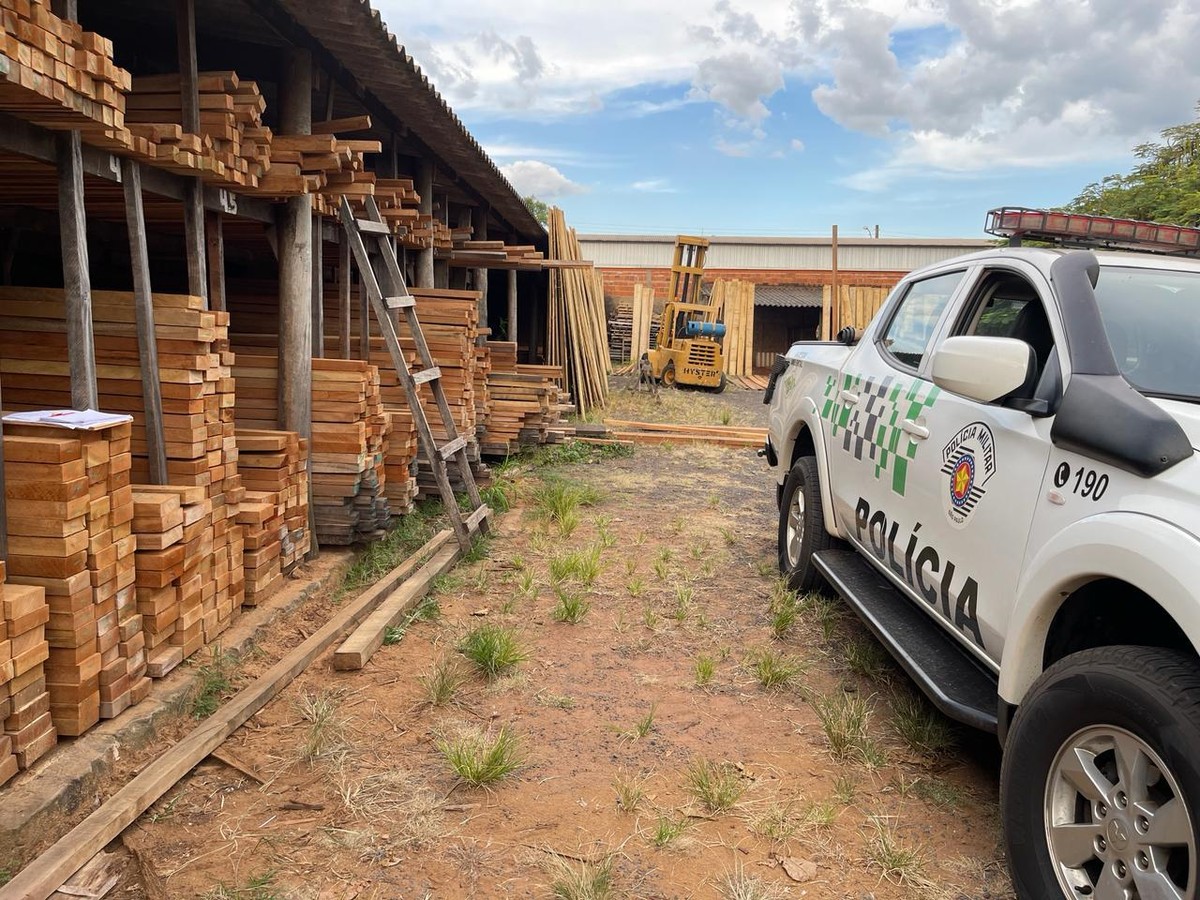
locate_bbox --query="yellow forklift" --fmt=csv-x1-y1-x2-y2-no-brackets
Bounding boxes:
641,235,727,393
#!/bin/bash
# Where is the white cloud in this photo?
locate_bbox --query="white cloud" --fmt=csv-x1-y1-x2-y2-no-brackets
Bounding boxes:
384,0,1200,182
790,138,805,152
499,160,587,198
631,179,677,193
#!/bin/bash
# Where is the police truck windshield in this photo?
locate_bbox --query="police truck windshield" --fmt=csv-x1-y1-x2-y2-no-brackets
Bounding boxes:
1093,266,1200,402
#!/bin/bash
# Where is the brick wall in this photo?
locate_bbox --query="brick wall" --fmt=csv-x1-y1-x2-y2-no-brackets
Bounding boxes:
600,266,905,303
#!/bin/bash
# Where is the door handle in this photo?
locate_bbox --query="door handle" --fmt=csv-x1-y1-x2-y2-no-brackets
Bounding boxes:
900,419,929,440
840,390,860,404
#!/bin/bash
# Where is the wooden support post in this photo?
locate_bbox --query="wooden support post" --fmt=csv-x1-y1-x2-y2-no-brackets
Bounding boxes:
508,268,518,342
122,160,168,485
358,275,370,362
472,204,489,340
339,234,351,359
0,377,8,560
828,224,839,341
277,47,313,436
311,214,324,358
416,159,434,287
205,211,225,312
434,193,449,289
56,131,97,410
176,0,207,305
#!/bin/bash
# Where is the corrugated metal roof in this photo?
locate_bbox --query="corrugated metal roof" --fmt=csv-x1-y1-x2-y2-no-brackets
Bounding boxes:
756,284,823,308
273,0,544,241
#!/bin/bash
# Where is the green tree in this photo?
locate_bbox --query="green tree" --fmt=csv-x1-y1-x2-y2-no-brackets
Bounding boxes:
1068,106,1200,224
523,195,549,226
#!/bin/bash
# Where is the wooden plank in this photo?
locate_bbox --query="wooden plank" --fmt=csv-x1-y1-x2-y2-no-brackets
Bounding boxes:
121,159,167,486
331,536,459,670
0,528,456,900
205,212,225,313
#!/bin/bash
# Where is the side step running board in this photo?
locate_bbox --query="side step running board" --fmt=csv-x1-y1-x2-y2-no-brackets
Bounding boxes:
813,549,999,733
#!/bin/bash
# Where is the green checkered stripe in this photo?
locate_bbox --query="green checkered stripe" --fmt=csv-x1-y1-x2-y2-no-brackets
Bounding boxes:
819,372,940,497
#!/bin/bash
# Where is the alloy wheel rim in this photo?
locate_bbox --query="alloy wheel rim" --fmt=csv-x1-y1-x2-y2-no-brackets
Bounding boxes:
785,485,805,567
1044,724,1195,899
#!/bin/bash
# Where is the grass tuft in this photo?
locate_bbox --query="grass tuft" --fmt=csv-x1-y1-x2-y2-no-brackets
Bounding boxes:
612,770,649,812
717,861,783,900
549,545,604,585
891,691,957,756
531,479,602,537
419,656,468,706
553,588,592,624
191,646,235,719
201,871,281,900
694,653,716,687
648,812,690,849
747,648,804,690
813,692,886,767
438,725,523,787
685,757,744,813
459,624,529,678
296,689,349,763
623,703,657,741
548,855,615,900
866,818,928,885
843,633,891,680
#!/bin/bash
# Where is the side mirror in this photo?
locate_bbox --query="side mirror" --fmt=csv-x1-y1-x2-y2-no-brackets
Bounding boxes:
931,336,1035,403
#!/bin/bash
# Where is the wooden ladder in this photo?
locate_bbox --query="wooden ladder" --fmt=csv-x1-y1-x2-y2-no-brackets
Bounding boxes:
338,195,489,549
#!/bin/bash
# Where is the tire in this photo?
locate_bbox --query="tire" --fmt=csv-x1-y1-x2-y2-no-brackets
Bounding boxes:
1001,646,1200,900
660,361,677,388
777,456,834,591
710,372,728,394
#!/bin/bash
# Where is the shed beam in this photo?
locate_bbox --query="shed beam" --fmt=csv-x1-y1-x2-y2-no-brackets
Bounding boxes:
277,46,313,437
122,160,168,485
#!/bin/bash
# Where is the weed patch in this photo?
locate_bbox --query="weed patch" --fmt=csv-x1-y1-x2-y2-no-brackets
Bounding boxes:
459,624,529,678
438,725,523,787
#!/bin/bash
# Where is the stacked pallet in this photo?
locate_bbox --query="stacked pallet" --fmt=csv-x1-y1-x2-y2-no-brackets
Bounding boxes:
235,430,309,602
547,207,610,415
125,71,270,187
0,2,131,143
2,422,147,735
232,356,391,545
1,579,53,782
480,346,572,454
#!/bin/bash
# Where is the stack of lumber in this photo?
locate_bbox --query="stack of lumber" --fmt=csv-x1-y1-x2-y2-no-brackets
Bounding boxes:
382,408,419,514
0,1,131,143
2,422,147,736
232,356,391,545
242,132,380,202
612,284,659,373
473,344,491,438
1,578,53,781
449,240,545,270
480,345,573,455
124,71,270,187
547,207,610,415
235,430,309,602
130,484,230,677
712,280,755,378
820,284,892,341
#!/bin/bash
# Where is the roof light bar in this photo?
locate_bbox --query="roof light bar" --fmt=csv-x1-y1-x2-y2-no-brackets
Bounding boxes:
985,207,1200,256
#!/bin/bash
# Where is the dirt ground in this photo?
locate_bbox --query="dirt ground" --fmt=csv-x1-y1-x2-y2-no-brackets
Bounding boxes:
81,383,1015,900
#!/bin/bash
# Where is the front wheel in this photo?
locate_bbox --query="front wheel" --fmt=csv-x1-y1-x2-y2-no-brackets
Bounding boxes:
1001,646,1200,900
660,361,677,388
776,456,833,591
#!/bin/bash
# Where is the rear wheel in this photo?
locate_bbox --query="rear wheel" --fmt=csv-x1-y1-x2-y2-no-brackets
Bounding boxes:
710,372,728,394
1002,646,1200,900
777,456,833,591
660,361,677,388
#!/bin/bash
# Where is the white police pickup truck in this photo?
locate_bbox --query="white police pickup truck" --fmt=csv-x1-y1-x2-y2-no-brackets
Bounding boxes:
763,209,1200,900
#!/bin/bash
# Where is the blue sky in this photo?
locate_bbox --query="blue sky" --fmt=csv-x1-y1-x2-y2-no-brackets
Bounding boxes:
380,0,1200,239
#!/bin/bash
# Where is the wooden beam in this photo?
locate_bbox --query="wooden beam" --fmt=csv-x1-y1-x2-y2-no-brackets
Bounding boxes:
56,132,97,411
277,46,313,436
0,529,456,900
205,211,226,312
339,234,351,360
357,272,369,362
121,160,168,485
473,203,489,343
828,224,839,341
332,532,458,670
